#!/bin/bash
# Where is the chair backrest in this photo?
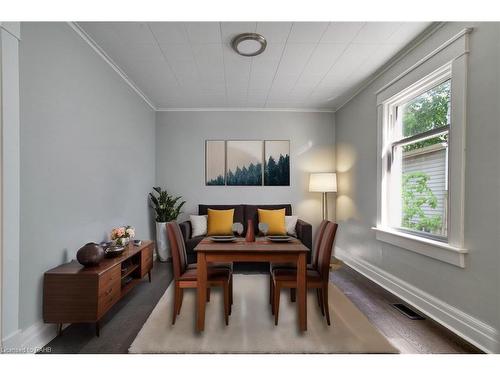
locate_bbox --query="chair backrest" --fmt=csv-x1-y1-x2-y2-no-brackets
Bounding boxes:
167,221,188,280
312,220,328,268
317,221,339,280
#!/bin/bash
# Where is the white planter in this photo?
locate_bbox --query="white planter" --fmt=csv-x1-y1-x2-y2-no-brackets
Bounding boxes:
155,221,170,261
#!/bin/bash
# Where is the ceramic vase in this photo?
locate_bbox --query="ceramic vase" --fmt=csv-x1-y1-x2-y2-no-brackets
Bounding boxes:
76,242,104,267
155,221,170,260
245,219,255,242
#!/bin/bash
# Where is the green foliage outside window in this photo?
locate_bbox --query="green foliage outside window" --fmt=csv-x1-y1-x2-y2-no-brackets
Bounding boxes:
401,172,442,233
399,80,450,234
401,80,450,152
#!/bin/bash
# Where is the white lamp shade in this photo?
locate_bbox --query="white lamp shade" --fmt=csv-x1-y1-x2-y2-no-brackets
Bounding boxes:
309,173,337,192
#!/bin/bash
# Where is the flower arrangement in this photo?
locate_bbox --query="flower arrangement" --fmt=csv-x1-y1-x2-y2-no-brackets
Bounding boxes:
111,225,135,246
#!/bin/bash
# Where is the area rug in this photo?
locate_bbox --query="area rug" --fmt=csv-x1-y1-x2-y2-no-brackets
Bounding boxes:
129,274,398,353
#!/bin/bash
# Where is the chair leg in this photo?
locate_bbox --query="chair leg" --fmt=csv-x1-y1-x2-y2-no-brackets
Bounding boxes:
177,289,184,315
317,288,324,316
270,275,275,315
322,284,331,325
274,282,281,325
290,288,296,302
207,288,211,302
172,284,180,325
223,281,229,326
230,274,233,305
269,273,273,305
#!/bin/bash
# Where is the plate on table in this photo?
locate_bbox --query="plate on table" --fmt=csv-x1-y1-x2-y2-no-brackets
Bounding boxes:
209,236,237,242
267,235,294,242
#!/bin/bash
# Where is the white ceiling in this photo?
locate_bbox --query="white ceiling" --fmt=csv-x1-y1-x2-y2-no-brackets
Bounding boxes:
78,22,431,110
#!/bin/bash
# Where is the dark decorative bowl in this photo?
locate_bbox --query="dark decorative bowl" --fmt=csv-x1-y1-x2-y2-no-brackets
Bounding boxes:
76,242,104,267
105,245,126,258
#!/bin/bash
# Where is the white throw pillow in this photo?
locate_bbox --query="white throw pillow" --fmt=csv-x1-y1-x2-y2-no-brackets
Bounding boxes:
190,215,208,237
285,215,298,237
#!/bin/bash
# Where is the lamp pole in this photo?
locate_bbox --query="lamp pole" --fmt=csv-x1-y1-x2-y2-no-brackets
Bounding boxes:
322,191,328,220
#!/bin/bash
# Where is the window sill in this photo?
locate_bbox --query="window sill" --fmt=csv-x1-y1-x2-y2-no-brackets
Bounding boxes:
372,226,467,268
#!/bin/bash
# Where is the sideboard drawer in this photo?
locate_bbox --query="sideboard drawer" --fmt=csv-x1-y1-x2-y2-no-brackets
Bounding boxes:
98,264,121,294
97,286,120,317
97,265,120,317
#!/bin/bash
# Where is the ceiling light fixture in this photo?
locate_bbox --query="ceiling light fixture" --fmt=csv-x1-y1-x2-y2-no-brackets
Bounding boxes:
231,33,267,57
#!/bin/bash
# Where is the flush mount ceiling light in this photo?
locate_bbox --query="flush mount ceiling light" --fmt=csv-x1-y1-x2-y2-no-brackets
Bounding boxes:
231,33,267,57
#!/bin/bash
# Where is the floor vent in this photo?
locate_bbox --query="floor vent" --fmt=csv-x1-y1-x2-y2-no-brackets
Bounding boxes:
391,303,425,320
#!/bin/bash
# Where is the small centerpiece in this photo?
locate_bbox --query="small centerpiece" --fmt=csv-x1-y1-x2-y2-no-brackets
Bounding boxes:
111,225,135,246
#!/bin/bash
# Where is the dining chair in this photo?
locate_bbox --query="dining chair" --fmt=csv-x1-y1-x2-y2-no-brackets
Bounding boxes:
269,220,328,309
167,221,233,325
271,221,338,326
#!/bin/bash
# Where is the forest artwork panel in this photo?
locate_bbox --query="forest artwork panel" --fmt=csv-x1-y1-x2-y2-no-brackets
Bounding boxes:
264,140,290,186
226,140,263,186
205,140,226,185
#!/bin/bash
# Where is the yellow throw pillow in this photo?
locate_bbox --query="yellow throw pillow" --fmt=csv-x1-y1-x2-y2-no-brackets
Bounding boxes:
207,208,234,236
258,208,286,235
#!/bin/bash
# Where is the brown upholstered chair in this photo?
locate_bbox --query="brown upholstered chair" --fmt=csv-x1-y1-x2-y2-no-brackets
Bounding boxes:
269,220,328,306
167,221,233,325
271,221,338,326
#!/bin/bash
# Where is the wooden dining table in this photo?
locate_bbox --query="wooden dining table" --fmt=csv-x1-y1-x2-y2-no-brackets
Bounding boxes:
194,236,310,332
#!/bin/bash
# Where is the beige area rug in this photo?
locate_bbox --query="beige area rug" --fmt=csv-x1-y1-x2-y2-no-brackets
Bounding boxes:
129,274,398,354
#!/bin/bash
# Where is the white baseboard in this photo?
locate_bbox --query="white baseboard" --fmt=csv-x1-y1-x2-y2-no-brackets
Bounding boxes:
336,246,499,354
1,320,64,353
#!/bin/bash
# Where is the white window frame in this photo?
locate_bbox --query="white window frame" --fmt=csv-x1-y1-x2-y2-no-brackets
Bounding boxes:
374,28,471,268
384,66,451,240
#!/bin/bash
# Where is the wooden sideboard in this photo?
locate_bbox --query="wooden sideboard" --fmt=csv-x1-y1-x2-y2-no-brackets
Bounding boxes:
43,240,154,336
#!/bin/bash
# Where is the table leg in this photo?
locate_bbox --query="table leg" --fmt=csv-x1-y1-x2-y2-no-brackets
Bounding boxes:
297,252,307,331
196,252,207,331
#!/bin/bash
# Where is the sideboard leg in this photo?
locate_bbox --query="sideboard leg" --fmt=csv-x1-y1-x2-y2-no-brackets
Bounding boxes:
96,321,100,337
57,323,63,336
148,271,152,283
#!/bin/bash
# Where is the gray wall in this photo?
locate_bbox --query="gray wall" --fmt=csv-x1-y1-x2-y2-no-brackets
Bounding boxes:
335,22,500,350
1,23,21,341
19,23,156,330
156,111,335,234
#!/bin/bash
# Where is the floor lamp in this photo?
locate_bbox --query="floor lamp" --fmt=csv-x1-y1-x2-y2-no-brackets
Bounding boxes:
309,173,337,220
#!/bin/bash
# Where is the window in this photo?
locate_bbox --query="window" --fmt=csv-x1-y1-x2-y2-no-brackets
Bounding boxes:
387,77,450,241
374,37,470,268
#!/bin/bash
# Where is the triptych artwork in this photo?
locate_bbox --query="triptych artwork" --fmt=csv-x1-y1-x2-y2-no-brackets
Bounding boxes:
205,140,290,186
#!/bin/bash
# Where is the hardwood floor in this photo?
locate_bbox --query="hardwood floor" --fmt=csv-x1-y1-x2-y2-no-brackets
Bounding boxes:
330,264,482,353
41,260,481,354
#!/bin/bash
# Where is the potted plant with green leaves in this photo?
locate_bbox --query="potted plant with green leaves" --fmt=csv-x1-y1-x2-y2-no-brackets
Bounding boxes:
149,187,186,262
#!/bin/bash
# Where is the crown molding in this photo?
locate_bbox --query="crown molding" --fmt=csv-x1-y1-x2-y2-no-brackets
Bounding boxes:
334,22,447,112
375,27,472,95
67,22,334,114
67,22,157,111
156,107,335,113
68,21,445,115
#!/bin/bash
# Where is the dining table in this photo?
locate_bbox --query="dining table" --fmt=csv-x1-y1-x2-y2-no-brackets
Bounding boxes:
194,236,310,332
